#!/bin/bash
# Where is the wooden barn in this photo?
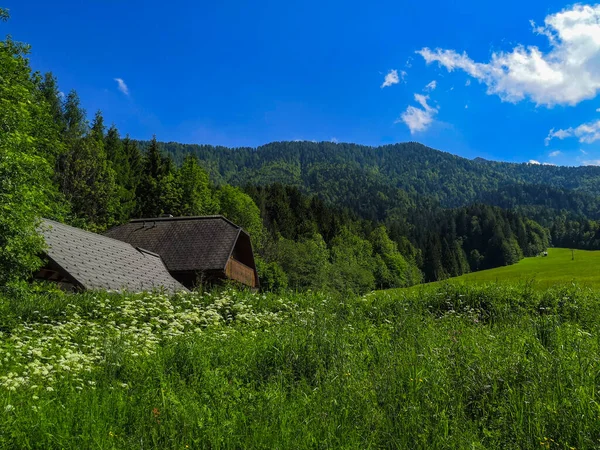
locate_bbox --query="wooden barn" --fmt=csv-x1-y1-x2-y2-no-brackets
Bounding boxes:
35,219,188,293
104,216,259,289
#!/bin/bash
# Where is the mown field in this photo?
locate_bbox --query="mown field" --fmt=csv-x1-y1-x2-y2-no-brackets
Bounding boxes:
2,282,600,448
421,248,600,290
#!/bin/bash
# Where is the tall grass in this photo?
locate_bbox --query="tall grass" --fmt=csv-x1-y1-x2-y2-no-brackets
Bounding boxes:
1,282,599,448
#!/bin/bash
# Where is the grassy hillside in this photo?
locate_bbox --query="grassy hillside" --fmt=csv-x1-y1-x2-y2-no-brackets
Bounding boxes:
3,284,600,448
431,248,600,289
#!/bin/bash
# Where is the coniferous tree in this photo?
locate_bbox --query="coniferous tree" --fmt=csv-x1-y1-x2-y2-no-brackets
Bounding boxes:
136,136,180,217
136,135,164,217
60,135,119,230
62,90,87,141
90,110,105,144
38,72,65,134
123,134,143,190
175,154,219,216
105,125,136,222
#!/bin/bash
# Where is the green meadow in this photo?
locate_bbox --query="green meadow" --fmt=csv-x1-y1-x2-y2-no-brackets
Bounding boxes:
3,283,600,448
427,248,600,290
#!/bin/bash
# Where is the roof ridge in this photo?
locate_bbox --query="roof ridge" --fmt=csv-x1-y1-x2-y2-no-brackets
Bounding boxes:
128,215,241,228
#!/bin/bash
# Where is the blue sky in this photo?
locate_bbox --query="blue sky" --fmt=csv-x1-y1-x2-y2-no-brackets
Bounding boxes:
5,1,600,165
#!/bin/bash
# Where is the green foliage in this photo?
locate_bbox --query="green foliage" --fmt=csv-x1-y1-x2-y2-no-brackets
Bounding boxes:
276,233,331,291
329,227,375,294
58,134,119,230
135,135,178,218
370,226,421,288
217,184,264,244
62,90,87,140
175,154,219,216
255,257,288,292
0,31,59,284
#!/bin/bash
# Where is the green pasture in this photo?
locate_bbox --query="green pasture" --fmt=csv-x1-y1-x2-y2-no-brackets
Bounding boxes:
430,248,600,290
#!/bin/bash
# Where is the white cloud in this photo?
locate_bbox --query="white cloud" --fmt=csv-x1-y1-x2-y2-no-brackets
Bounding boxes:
529,160,541,164
396,93,439,134
549,150,561,157
465,79,471,86
545,119,600,145
331,137,339,143
58,91,65,99
381,69,406,88
582,159,600,165
424,80,437,91
465,104,469,109
418,4,600,107
581,149,588,154
596,108,600,112
114,78,130,96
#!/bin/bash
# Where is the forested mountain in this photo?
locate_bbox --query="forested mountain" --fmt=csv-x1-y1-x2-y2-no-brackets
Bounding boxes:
148,140,600,253
151,140,600,211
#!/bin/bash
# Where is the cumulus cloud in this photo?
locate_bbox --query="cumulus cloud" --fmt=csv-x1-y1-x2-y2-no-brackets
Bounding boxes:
381,69,406,88
582,159,600,165
424,80,437,91
396,93,439,134
331,137,339,143
529,160,541,164
114,78,130,96
549,150,561,157
545,120,600,145
417,4,600,107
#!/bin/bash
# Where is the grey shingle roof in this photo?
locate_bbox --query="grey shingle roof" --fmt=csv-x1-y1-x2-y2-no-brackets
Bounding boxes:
40,219,188,293
104,216,243,273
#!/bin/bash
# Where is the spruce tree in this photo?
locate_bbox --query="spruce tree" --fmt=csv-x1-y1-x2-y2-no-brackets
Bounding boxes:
63,90,87,140
176,154,219,216
38,72,66,134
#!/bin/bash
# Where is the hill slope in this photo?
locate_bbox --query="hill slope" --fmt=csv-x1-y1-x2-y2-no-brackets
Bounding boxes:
425,248,600,289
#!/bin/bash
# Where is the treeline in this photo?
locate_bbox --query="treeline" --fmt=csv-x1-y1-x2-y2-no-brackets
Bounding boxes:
241,185,549,288
1,9,549,294
406,204,549,282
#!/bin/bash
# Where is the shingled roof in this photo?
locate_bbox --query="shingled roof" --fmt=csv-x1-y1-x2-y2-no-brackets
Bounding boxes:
39,219,188,293
104,216,247,273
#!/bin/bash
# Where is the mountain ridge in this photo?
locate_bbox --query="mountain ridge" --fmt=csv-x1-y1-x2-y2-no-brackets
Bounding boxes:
140,140,600,220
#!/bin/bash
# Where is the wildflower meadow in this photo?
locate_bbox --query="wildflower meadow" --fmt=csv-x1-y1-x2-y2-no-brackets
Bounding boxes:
2,282,600,448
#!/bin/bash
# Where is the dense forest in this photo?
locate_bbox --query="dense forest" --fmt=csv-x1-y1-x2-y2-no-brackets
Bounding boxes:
0,7,577,294
148,140,600,252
